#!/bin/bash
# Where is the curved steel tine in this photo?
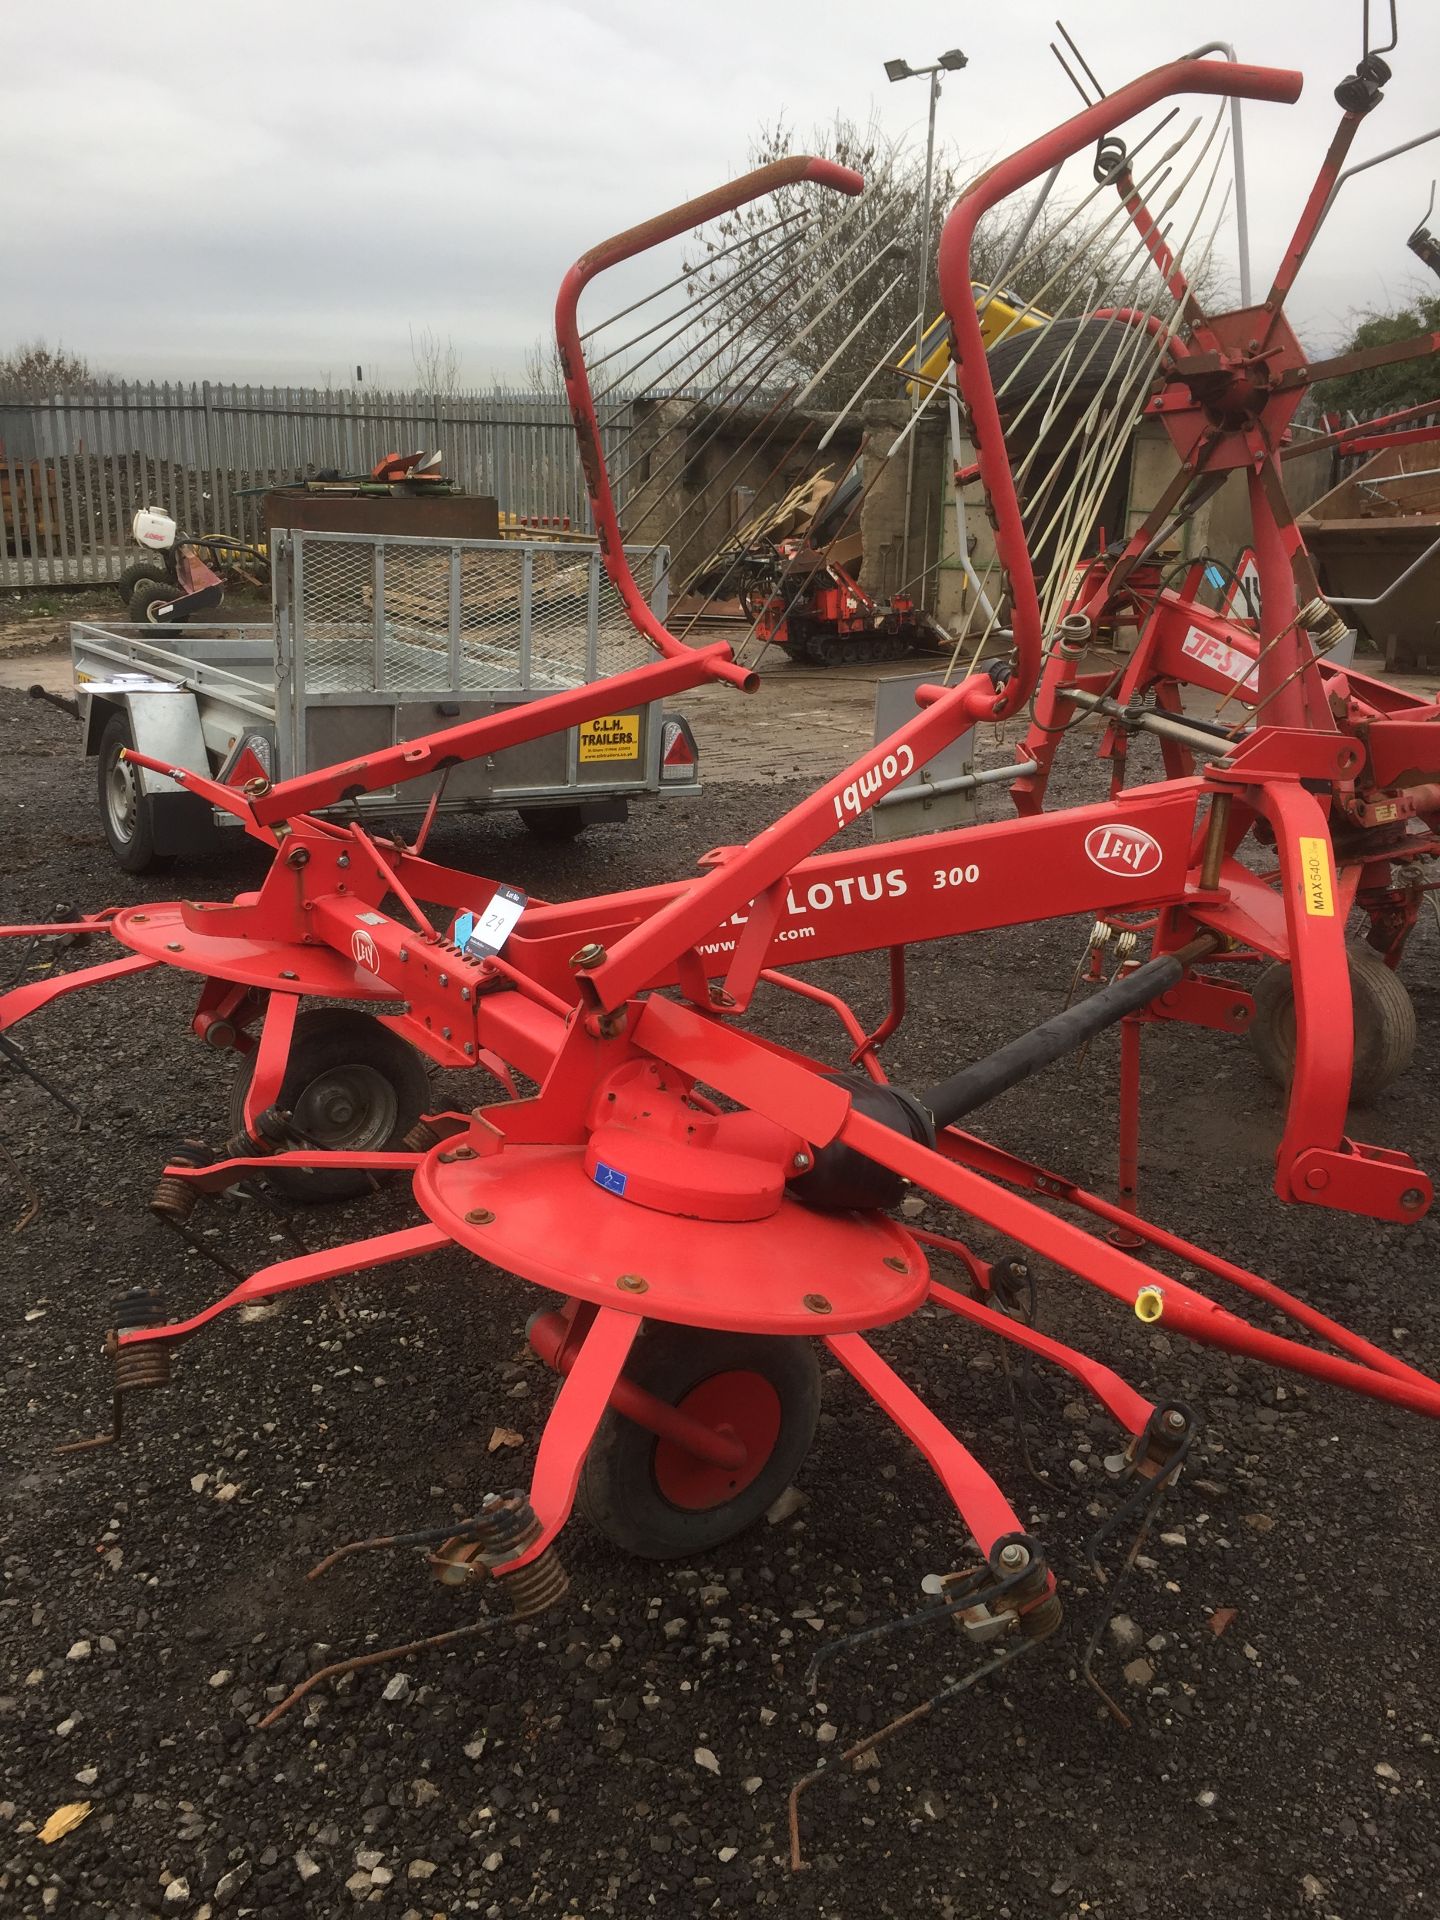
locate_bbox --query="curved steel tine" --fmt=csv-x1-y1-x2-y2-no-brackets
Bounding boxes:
1364,0,1399,61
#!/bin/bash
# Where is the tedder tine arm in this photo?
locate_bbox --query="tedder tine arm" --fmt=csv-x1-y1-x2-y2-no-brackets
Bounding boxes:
1282,397,1440,460
1258,110,1369,342
157,1149,423,1195
114,1223,453,1348
824,1331,1030,1558
0,952,160,1033
937,54,1303,720
1109,159,1213,338
497,1308,641,1573
924,1275,1156,1439
240,991,300,1136
1277,326,1440,392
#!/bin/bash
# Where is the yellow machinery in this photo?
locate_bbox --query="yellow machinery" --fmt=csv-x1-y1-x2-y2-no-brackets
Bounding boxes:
898,285,1047,400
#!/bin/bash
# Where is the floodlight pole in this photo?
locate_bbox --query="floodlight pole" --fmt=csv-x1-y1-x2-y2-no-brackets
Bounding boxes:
887,51,965,584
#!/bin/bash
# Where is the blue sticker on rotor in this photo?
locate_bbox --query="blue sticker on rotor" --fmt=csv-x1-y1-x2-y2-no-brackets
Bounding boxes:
593,1161,628,1196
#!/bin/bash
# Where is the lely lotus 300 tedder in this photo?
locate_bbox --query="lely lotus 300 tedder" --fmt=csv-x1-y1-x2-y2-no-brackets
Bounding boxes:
5,28,1440,1850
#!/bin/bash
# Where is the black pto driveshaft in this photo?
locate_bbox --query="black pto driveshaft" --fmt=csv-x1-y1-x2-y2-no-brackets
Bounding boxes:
921,933,1219,1127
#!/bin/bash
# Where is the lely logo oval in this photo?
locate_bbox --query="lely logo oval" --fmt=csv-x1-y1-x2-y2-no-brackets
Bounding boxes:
351,928,380,972
1084,823,1163,878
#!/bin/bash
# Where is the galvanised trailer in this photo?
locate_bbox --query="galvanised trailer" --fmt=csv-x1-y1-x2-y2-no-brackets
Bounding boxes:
67,526,697,872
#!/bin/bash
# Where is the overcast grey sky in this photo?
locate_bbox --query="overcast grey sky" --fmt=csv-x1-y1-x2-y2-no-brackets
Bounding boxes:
5,0,1438,388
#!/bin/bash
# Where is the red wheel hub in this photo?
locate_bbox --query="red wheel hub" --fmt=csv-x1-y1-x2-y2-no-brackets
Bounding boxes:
652,1370,781,1510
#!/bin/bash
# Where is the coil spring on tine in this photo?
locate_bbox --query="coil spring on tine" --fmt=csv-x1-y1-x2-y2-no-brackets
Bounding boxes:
220,1107,294,1162
111,1288,171,1392
1094,133,1128,185
480,1495,570,1617
113,1338,171,1393
1017,1587,1063,1641
149,1171,196,1222
995,1553,1062,1642
149,1139,210,1222
500,1542,570,1616
1299,596,1350,654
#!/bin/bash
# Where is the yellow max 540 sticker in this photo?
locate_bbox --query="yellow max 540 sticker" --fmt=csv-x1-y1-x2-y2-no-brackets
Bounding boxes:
579,714,641,763
1297,835,1334,917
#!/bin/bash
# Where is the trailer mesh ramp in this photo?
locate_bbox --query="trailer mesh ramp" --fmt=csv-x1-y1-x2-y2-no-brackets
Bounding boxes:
293,534,663,697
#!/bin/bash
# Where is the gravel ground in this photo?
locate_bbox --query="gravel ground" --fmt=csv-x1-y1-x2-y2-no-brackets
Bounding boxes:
1,685,1438,1920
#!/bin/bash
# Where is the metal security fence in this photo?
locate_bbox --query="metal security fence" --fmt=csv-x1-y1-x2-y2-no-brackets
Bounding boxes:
0,383,637,590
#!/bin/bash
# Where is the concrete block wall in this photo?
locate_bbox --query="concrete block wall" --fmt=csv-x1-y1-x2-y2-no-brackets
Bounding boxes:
855,399,948,600
933,415,1340,641
621,396,862,588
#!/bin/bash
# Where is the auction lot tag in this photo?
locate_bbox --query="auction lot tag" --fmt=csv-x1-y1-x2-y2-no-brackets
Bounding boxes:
456,885,528,959
579,713,641,762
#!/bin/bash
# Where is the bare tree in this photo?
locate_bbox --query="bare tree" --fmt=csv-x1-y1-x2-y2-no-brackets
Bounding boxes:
672,115,956,411
667,116,1223,412
522,334,568,397
0,338,107,396
409,324,464,396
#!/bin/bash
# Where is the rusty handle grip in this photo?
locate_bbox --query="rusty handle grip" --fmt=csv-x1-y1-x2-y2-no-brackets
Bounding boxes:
936,56,1304,727
555,157,865,694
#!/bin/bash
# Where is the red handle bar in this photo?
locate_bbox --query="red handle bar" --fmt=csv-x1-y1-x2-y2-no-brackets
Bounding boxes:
555,157,865,695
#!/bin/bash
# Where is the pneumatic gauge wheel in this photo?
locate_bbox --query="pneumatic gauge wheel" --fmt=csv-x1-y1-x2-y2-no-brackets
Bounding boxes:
576,1323,821,1560
228,1007,431,1202
1249,941,1416,1105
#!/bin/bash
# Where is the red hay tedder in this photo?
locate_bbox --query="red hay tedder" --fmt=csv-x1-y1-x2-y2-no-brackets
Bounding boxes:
4,29,1440,1837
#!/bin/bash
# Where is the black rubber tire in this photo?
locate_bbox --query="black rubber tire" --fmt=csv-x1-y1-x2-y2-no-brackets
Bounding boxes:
576,1324,821,1560
1250,942,1417,1105
97,710,167,875
228,1007,431,1202
129,577,182,624
518,804,587,842
985,316,1140,422
116,561,172,608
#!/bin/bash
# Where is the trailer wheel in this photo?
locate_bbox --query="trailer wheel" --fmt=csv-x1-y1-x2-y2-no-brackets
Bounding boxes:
98,710,168,874
1250,943,1416,1104
576,1325,821,1560
518,804,587,842
228,1007,431,1202
129,577,182,624
115,561,171,608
